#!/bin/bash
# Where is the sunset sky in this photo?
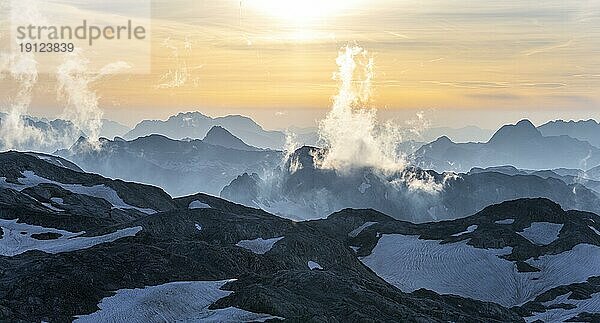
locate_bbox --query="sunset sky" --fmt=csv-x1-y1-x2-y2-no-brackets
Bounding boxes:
1,0,599,129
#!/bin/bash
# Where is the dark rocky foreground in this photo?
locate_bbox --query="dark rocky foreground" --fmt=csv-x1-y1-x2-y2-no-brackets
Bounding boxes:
2,151,598,322
0,151,528,322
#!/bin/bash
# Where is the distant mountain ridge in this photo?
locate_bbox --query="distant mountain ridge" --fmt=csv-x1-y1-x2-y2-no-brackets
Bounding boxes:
420,125,494,143
99,119,131,140
538,119,600,147
468,165,600,193
124,111,288,149
414,119,600,172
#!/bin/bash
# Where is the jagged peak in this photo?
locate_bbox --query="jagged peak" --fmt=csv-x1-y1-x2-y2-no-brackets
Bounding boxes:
204,125,232,137
203,125,257,151
433,135,453,145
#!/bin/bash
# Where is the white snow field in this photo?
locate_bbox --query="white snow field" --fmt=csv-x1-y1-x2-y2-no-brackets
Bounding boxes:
451,225,478,237
526,292,600,322
35,155,68,167
75,280,281,322
256,198,330,222
0,219,142,256
590,225,600,236
189,200,211,209
495,219,515,225
0,171,156,214
308,261,323,270
50,197,65,205
348,222,377,238
361,234,600,307
236,237,284,254
41,202,64,212
518,222,563,245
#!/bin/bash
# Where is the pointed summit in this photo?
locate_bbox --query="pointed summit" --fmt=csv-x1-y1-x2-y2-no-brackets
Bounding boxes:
432,135,454,146
488,119,542,144
203,126,261,151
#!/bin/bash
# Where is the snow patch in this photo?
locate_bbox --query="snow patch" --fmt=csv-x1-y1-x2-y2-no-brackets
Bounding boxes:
361,234,600,307
527,291,600,323
189,200,211,209
348,222,377,238
41,202,64,212
75,280,281,322
36,155,66,167
451,225,478,237
195,223,202,231
518,222,563,245
0,171,156,214
495,219,515,225
236,237,284,255
255,198,330,221
0,219,142,256
308,261,323,270
50,197,64,205
589,225,600,236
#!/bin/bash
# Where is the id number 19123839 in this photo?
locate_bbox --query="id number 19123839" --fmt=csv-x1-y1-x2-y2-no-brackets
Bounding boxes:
19,42,75,53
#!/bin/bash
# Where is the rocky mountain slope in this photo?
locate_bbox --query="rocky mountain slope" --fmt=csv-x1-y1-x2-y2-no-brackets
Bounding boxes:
222,146,600,222
320,198,600,322
0,151,526,322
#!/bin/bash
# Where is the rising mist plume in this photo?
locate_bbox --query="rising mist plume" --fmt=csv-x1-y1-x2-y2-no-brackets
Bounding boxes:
316,46,407,172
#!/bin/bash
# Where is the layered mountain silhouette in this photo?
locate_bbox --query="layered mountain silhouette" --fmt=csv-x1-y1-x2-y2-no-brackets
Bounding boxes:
98,119,131,140
539,119,600,148
0,151,531,322
221,145,600,222
56,134,281,196
414,120,600,172
123,112,287,149
420,125,494,143
469,165,600,193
